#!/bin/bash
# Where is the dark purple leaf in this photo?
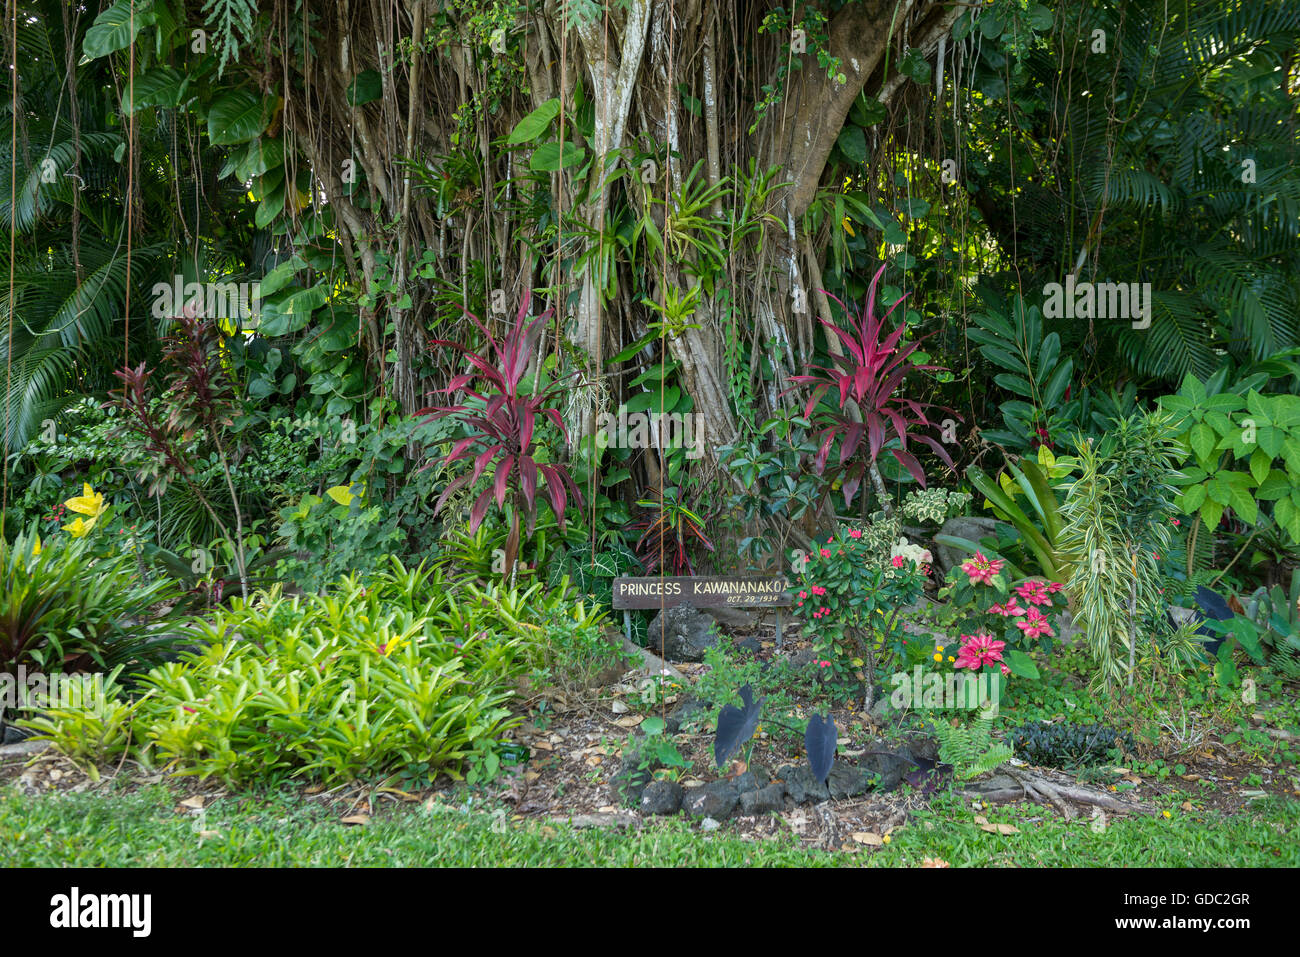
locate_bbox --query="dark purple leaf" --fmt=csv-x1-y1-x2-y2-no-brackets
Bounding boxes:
714,684,765,768
804,713,837,784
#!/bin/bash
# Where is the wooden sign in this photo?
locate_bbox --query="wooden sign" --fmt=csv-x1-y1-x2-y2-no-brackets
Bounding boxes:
612,576,792,610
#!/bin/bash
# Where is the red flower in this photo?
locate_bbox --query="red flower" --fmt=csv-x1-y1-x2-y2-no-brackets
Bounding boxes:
955,633,1005,670
1015,607,1055,640
960,552,1004,585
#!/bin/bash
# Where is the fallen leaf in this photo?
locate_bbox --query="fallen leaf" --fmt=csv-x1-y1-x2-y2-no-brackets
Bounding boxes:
1122,774,1143,785
377,787,419,801
920,857,950,868
179,796,205,810
532,741,554,751
851,831,883,845
979,822,1019,835
612,715,643,728
1180,774,1201,782
585,755,602,767
610,699,629,714
1180,801,1195,812
540,826,557,839
340,814,370,826
523,771,541,783
198,830,221,840
974,814,990,825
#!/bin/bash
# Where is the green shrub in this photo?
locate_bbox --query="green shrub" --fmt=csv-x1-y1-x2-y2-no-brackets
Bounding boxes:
24,559,556,786
1,526,180,676
1008,720,1135,769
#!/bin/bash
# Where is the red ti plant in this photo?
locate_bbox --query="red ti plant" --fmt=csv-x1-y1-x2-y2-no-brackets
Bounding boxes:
113,314,250,599
419,293,582,577
785,264,957,512
630,486,715,575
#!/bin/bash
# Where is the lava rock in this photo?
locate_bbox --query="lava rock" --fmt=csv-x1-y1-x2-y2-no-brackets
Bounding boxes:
613,738,660,805
734,636,763,655
776,763,830,804
858,750,916,791
639,779,684,816
707,606,757,629
826,764,874,800
1,722,32,745
665,695,708,734
731,765,772,794
646,605,721,662
934,517,1003,574
738,782,787,816
682,779,739,820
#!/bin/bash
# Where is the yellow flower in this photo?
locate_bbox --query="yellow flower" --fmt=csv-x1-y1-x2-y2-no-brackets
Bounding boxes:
32,534,41,556
933,653,942,662
882,834,891,844
63,483,107,536
1162,810,1171,819
936,645,945,653
842,217,855,237
63,516,92,538
947,655,955,663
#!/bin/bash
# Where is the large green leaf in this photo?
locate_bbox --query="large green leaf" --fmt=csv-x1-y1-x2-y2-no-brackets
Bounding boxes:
836,126,868,165
83,0,156,60
529,141,586,172
508,100,561,144
346,70,383,106
207,90,273,146
123,66,185,114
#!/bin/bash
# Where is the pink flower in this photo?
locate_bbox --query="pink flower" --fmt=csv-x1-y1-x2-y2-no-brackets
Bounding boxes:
811,585,827,596
1000,663,1011,676
818,660,831,668
891,555,905,569
1046,582,1063,594
954,633,1006,670
960,552,1004,586
820,549,831,558
798,591,808,599
1171,518,1180,526
1014,581,1052,607
849,529,862,539
1015,607,1055,640
988,599,1026,618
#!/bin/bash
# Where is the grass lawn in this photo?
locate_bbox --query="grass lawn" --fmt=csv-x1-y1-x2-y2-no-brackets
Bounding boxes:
3,784,1296,867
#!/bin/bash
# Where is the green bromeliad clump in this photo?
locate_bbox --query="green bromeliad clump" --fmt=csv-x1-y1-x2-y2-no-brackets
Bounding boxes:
23,559,603,786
